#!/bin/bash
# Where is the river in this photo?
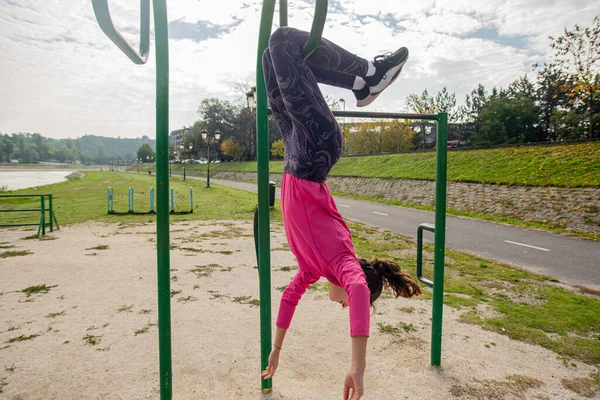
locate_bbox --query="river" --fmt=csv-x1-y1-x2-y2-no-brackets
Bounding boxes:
0,170,73,191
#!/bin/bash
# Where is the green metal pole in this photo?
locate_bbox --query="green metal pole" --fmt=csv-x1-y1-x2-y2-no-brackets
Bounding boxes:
279,0,287,26
153,0,172,398
40,195,46,236
431,112,448,366
256,0,276,393
48,195,54,232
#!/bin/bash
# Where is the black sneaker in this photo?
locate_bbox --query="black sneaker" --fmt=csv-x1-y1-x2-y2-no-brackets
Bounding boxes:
364,47,409,94
353,85,371,107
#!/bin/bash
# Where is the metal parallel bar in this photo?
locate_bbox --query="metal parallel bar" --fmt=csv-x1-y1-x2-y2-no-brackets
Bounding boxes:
49,195,53,232
303,0,328,57
0,209,44,212
91,0,150,64
256,0,276,393
0,194,46,198
416,223,435,288
0,223,40,227
152,1,172,398
431,113,448,366
332,110,440,121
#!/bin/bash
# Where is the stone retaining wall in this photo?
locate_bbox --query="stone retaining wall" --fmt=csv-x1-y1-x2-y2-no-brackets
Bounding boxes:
203,171,600,235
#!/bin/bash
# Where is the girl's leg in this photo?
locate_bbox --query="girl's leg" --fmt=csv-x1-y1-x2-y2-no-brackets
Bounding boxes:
268,27,343,182
277,27,369,90
262,49,292,137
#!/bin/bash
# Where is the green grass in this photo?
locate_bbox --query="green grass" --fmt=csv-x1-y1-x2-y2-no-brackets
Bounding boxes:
0,250,32,258
349,222,600,366
173,142,600,188
7,334,40,343
0,171,280,226
21,284,56,297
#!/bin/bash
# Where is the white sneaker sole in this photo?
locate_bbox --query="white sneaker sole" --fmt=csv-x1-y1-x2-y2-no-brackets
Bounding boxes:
356,65,405,107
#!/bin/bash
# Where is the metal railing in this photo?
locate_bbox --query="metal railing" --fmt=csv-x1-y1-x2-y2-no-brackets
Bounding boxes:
0,194,59,236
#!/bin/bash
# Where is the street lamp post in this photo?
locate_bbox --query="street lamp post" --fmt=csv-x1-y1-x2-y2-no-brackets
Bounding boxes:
339,98,346,154
169,150,176,177
201,129,221,188
180,143,192,181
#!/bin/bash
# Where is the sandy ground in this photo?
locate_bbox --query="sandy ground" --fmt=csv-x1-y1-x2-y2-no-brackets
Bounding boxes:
0,221,597,400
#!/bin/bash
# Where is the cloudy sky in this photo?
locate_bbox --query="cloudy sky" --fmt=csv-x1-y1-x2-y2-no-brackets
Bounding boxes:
0,0,598,139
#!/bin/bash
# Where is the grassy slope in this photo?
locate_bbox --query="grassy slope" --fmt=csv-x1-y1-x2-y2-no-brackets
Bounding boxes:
174,141,600,188
0,171,280,226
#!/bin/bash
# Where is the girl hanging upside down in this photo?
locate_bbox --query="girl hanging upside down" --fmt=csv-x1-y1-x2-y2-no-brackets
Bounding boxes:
260,27,422,400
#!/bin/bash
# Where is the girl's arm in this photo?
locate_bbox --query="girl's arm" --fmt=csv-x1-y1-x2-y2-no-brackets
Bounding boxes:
261,326,287,379
344,335,367,400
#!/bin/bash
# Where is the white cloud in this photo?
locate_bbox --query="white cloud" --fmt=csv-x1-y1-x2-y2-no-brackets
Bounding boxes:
0,0,598,139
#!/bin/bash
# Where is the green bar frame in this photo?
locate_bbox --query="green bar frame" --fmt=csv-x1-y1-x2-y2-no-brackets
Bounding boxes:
256,0,276,393
431,112,448,366
91,1,172,398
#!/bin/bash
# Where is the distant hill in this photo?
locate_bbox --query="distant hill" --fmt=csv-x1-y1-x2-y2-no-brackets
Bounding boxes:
77,135,156,159
0,132,157,164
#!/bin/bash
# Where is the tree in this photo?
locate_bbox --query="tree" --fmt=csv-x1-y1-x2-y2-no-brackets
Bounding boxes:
406,89,436,149
137,143,156,162
24,148,40,164
221,137,246,160
534,63,569,141
549,15,600,139
270,139,285,158
96,144,107,164
344,120,415,154
473,90,539,146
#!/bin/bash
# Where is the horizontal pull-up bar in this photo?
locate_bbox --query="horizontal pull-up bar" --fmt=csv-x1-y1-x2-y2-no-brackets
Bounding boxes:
332,110,441,121
264,108,441,121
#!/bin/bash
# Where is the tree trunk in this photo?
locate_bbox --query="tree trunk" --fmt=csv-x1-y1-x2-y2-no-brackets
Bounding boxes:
589,89,594,140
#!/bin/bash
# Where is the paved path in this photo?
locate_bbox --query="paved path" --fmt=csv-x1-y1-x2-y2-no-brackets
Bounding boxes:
200,177,600,291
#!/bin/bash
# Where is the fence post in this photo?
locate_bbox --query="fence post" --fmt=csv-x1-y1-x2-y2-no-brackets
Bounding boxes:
48,195,54,232
40,195,46,236
150,187,155,213
189,187,193,211
170,188,174,213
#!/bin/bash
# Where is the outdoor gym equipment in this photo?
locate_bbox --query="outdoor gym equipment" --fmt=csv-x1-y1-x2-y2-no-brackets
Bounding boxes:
92,0,448,398
254,0,448,394
107,187,193,214
0,194,60,236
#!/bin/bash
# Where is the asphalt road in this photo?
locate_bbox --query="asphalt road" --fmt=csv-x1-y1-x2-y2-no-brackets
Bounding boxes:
205,177,600,291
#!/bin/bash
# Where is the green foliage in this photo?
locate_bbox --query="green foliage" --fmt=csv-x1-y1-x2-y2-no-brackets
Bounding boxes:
220,137,247,160
270,139,284,158
136,143,155,163
199,141,599,188
549,14,600,140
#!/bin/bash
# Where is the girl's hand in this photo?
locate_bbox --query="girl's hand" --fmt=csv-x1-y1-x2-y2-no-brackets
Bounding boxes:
261,348,280,380
343,369,364,399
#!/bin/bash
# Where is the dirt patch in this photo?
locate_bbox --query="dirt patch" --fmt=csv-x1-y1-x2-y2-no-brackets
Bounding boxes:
0,221,597,399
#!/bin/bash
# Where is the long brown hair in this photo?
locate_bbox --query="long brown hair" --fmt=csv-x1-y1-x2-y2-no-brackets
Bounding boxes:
359,257,422,304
